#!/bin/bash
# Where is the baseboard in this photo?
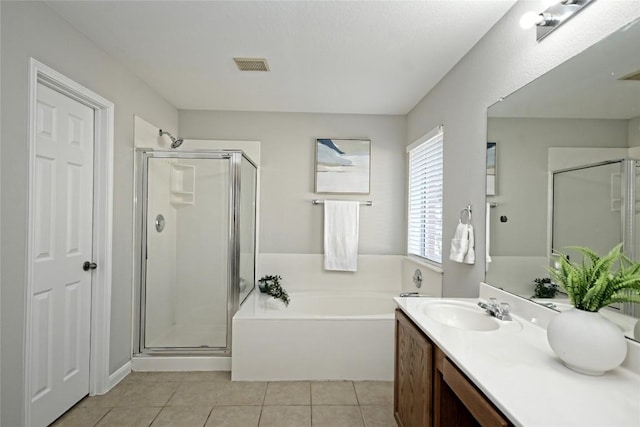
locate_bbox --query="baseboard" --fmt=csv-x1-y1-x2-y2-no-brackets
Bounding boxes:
131,356,231,372
105,360,132,393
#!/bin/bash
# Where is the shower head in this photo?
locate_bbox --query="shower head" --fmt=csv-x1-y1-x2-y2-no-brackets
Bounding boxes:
159,129,184,149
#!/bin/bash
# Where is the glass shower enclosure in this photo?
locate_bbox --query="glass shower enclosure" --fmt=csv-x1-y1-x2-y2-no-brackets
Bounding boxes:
134,150,256,355
553,158,639,319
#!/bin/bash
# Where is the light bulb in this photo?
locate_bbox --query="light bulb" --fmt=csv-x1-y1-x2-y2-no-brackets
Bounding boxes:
520,11,544,29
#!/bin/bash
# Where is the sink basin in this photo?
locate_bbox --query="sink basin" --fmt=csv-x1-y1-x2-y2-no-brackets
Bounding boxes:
421,300,499,331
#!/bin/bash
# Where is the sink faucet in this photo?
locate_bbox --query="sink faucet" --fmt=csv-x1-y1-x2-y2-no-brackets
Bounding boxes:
477,298,512,321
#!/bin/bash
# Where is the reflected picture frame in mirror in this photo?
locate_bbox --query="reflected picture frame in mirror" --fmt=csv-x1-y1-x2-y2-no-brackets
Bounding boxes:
487,142,497,196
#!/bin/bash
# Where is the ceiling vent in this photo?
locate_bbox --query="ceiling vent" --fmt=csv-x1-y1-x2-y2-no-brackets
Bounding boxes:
233,57,270,72
620,70,640,81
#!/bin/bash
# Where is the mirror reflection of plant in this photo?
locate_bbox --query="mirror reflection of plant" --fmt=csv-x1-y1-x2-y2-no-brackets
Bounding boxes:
548,244,640,312
258,274,290,306
532,277,558,298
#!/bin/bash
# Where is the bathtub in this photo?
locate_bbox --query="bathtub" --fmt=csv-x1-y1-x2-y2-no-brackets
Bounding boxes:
231,290,398,381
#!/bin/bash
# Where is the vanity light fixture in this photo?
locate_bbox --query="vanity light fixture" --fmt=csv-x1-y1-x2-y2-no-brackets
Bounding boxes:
520,0,596,41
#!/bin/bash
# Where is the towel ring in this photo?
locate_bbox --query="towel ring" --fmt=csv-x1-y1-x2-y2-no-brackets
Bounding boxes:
460,205,472,224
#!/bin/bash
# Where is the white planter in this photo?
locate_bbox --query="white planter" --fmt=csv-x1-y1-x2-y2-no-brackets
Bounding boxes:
547,308,627,375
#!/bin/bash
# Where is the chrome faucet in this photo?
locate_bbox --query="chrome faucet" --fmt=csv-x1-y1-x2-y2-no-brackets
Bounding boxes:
399,292,431,297
477,298,512,321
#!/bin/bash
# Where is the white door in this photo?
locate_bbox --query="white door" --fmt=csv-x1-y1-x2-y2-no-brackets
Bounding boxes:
31,83,94,427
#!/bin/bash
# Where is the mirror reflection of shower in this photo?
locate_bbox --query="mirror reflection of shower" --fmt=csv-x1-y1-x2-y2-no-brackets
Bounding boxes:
553,158,640,327
159,129,184,149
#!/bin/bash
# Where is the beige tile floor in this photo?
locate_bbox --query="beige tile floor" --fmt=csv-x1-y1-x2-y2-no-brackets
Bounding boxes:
51,371,397,427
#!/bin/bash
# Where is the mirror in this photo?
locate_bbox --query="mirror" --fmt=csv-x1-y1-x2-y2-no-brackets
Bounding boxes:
485,17,640,341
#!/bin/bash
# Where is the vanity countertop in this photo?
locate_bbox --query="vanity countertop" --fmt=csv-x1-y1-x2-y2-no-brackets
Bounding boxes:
394,296,640,427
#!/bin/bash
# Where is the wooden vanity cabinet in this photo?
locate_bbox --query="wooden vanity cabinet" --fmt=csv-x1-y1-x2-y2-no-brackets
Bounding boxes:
394,309,512,427
394,309,433,427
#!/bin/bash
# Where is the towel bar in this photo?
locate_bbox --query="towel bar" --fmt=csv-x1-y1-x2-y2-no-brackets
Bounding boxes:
312,200,373,206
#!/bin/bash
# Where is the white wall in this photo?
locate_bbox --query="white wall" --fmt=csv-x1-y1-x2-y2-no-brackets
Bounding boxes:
407,0,640,297
0,2,178,424
179,111,407,256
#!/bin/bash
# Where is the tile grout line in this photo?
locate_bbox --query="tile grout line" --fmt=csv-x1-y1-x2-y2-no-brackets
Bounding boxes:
148,387,178,426
309,381,313,426
256,381,269,426
91,407,112,427
352,381,360,405
351,381,368,427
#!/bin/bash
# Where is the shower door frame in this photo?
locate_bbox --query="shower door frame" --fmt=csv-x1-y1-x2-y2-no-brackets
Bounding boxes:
133,149,254,356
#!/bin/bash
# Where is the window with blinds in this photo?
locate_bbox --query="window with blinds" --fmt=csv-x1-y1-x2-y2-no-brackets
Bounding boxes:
407,127,443,264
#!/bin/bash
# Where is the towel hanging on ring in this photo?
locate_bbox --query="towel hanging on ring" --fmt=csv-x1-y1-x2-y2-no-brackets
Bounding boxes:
450,205,475,264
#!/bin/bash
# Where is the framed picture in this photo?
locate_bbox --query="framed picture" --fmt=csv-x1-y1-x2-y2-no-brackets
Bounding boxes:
486,142,497,196
315,138,371,194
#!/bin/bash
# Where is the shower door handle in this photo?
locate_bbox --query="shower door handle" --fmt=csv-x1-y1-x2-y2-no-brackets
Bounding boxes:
83,261,98,271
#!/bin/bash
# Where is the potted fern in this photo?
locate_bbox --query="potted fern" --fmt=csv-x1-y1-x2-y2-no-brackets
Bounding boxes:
257,275,290,306
546,244,640,375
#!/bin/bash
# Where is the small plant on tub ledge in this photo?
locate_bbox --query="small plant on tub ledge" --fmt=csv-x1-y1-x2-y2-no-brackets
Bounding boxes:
546,243,640,375
257,274,290,306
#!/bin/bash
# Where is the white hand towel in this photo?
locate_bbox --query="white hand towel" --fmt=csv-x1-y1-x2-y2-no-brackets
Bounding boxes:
324,200,360,271
485,202,492,272
449,221,469,263
463,223,475,265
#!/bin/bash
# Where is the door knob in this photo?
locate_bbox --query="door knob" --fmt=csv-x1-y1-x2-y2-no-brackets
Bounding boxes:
83,261,97,271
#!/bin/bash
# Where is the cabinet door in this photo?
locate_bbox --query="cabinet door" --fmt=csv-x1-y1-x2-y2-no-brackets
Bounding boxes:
394,309,433,427
434,348,510,427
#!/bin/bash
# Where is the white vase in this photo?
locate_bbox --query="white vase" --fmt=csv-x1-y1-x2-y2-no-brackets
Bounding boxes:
547,308,627,375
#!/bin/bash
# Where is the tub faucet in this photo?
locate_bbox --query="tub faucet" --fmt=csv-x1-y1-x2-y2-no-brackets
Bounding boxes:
477,298,512,321
399,292,431,297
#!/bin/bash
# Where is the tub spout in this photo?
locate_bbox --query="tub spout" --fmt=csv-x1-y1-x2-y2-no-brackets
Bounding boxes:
399,292,431,297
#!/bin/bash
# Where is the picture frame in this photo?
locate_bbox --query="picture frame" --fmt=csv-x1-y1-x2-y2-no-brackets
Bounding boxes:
315,138,371,194
486,142,497,196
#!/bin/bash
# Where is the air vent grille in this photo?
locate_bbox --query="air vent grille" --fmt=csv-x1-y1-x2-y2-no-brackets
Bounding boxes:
620,70,640,81
234,58,270,72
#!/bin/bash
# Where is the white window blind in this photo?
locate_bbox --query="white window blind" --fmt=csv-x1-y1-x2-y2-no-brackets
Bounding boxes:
407,127,443,264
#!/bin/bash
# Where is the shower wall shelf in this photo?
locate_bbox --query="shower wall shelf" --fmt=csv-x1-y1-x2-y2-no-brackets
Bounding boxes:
170,163,195,205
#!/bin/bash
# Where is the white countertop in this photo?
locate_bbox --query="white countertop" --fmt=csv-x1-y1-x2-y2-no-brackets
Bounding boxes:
394,296,640,427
